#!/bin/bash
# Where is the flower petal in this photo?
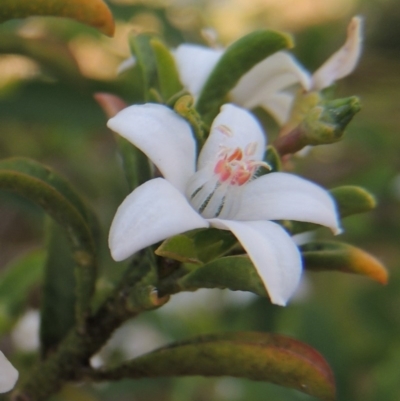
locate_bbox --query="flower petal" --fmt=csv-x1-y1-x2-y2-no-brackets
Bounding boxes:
174,44,224,99
109,178,208,261
117,56,136,75
198,104,266,170
208,219,302,306
311,16,363,90
230,51,311,116
258,92,297,126
0,351,18,393
230,172,341,234
108,103,196,193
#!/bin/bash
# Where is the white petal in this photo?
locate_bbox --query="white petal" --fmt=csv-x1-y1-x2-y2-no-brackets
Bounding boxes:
0,351,18,393
109,178,208,261
108,103,196,193
208,219,302,306
259,92,296,126
174,44,224,99
230,51,311,119
198,104,266,170
117,56,136,75
312,16,363,90
230,172,341,234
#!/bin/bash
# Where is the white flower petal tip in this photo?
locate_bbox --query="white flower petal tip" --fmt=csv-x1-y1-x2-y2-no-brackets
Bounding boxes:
312,16,363,91
232,172,341,235
109,178,208,261
174,44,223,99
230,51,312,125
0,352,18,393
117,56,136,75
198,104,266,169
107,103,196,192
209,219,302,306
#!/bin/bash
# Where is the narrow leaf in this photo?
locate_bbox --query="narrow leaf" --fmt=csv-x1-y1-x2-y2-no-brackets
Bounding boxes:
0,168,97,325
330,186,376,218
92,332,335,401
178,255,267,297
129,34,158,101
151,39,183,101
0,0,115,36
302,241,388,284
0,250,45,334
155,235,201,264
0,158,90,223
196,30,293,124
190,228,237,263
40,220,75,356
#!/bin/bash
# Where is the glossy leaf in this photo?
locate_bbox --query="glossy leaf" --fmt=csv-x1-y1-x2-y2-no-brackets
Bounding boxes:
178,255,267,297
0,0,115,36
93,332,335,401
301,241,388,284
0,165,97,325
151,39,183,102
196,30,293,124
40,220,76,356
290,185,376,235
0,250,45,334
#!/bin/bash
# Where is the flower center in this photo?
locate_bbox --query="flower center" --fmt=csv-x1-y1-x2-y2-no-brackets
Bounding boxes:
186,142,270,219
213,143,265,186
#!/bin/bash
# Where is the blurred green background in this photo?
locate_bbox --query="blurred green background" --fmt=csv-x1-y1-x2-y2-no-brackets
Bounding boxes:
0,0,400,400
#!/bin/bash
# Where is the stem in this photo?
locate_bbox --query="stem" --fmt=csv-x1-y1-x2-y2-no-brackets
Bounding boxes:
272,125,307,156
10,255,168,401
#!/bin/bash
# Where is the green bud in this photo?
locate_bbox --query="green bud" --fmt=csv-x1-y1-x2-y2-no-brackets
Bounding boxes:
302,95,361,145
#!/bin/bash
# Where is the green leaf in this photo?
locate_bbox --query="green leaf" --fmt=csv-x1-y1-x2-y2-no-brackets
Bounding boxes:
155,235,201,264
196,30,293,124
290,185,377,235
302,241,388,284
0,162,97,326
263,145,281,173
40,220,76,356
178,255,267,297
151,38,183,102
155,228,237,266
0,158,90,223
129,34,158,101
115,136,152,192
94,332,335,401
190,228,237,263
0,0,115,36
0,250,45,334
330,186,376,218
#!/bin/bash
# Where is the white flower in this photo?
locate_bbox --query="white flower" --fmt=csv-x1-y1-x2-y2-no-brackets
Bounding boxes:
174,16,362,125
11,309,40,352
108,103,340,306
0,351,18,393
